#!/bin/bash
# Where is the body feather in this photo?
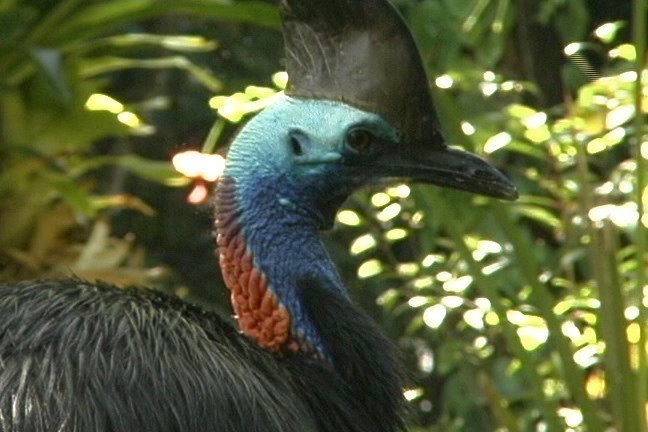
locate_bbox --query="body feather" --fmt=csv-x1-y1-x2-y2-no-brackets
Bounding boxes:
0,278,403,432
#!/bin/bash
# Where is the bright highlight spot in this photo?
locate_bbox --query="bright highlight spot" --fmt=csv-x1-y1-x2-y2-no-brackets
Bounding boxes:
460,121,476,136
484,311,499,325
172,150,226,182
561,321,581,342
624,306,640,320
209,88,281,123
521,112,547,129
558,407,583,428
517,326,549,351
371,192,390,207
588,202,638,228
475,297,491,310
418,351,434,373
385,228,408,241
187,182,209,204
594,23,618,42
587,127,626,154
85,93,124,113
408,296,428,308
507,310,547,327
609,44,636,60
397,263,419,276
463,309,485,330
573,344,600,368
403,388,423,401
413,277,433,289
443,275,473,293
377,203,402,222
350,234,377,255
423,304,447,329
117,111,141,128
606,104,635,129
484,132,512,153
337,210,361,226
627,322,640,344
478,240,502,253
525,126,551,143
435,74,454,89
472,239,503,260
474,336,488,350
436,271,452,282
501,81,523,92
422,254,442,267
564,43,581,56
159,35,214,50
480,82,498,96
483,71,496,81
272,71,289,89
358,259,383,278
441,295,463,309
619,71,637,82
387,184,410,198
586,371,607,398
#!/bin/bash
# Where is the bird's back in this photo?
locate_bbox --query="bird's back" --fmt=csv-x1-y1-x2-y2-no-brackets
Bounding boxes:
0,279,318,432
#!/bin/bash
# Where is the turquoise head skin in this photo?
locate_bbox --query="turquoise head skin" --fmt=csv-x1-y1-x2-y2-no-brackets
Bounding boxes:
225,96,400,228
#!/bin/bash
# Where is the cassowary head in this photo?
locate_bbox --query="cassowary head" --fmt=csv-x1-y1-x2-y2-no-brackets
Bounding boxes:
224,0,516,229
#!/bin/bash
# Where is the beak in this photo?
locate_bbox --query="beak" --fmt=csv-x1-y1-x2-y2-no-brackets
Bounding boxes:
372,146,518,200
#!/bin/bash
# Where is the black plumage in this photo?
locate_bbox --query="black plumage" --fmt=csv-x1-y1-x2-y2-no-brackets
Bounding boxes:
0,279,403,432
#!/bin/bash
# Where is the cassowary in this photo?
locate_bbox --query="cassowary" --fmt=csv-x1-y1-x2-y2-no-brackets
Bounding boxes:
0,0,517,431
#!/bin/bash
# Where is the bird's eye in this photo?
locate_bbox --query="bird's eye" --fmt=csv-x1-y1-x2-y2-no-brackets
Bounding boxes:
347,129,373,153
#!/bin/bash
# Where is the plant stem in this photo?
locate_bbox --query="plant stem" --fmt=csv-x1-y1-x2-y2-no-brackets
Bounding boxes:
598,223,637,432
419,191,565,431
492,202,604,432
632,0,647,430
202,119,226,154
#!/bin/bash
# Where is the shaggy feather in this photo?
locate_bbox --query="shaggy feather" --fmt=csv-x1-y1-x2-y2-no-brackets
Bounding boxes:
0,278,404,432
0,280,316,432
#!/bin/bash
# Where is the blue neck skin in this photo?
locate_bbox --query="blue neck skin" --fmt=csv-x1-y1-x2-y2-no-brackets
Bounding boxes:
222,96,397,356
232,173,346,355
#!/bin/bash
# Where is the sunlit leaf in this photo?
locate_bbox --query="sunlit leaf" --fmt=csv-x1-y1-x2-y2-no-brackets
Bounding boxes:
593,22,625,43
93,33,218,52
357,259,383,279
350,234,376,255
46,0,279,45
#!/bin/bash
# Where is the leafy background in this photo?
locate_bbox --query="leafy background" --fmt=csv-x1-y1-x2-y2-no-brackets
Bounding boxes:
0,0,646,431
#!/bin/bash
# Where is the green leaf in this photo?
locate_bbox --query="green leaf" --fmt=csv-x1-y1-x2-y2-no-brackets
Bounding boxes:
86,33,218,53
0,6,38,49
46,0,280,46
29,108,130,153
110,155,188,185
78,56,222,91
513,204,561,229
71,154,188,185
30,47,72,104
50,176,96,217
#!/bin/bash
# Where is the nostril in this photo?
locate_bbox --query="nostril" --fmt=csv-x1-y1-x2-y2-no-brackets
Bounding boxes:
472,168,496,180
290,136,303,156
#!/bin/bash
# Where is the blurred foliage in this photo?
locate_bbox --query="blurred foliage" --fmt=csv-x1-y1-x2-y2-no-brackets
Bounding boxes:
0,0,277,283
0,0,646,431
